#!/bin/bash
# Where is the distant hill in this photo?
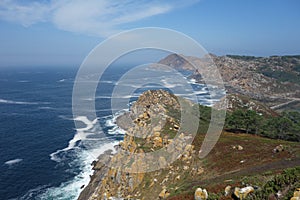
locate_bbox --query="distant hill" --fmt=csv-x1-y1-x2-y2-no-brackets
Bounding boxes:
158,54,300,109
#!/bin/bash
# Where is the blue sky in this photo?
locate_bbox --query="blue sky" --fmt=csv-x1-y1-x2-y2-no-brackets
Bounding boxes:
0,0,300,67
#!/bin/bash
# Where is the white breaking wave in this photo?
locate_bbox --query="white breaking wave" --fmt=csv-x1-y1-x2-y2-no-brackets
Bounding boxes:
0,98,39,105
19,184,50,200
44,142,118,200
161,78,184,89
50,116,99,162
18,80,30,83
74,116,98,132
4,158,23,166
57,79,66,82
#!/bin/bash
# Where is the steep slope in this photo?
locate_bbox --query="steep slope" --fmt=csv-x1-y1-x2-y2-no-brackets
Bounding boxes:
78,90,300,200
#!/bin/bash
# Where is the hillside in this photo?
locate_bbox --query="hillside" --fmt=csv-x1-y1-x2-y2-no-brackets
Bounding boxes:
158,54,300,109
78,90,300,200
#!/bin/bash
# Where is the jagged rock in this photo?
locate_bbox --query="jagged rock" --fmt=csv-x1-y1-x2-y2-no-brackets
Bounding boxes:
159,189,170,199
194,188,208,200
77,90,196,200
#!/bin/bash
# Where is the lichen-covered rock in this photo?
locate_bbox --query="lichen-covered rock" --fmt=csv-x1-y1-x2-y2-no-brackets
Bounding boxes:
224,185,231,196
153,136,163,147
273,144,284,153
291,188,300,200
78,90,198,200
158,156,168,169
194,188,208,200
233,186,254,199
159,189,170,199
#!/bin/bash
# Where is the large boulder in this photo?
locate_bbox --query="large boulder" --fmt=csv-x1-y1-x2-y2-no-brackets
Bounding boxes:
291,188,300,200
224,185,231,196
233,186,254,199
273,144,284,153
195,188,208,200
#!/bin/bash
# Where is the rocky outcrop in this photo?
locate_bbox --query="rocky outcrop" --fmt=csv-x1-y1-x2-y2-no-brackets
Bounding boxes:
78,90,199,200
214,93,279,116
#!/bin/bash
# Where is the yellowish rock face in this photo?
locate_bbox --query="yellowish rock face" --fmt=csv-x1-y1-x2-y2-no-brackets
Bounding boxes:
195,188,208,200
294,190,300,197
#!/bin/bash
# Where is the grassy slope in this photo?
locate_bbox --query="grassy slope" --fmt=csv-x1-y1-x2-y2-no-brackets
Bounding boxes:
133,131,300,200
167,131,300,199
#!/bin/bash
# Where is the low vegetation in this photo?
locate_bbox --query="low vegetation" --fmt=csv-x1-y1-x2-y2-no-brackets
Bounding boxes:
225,109,300,142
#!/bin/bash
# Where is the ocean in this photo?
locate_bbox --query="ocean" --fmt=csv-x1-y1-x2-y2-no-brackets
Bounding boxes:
0,65,224,200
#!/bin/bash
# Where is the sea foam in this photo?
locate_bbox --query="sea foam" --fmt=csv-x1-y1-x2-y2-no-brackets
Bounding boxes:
4,158,23,166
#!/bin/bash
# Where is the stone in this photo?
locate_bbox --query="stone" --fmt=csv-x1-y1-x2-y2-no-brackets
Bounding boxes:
233,186,254,199
143,111,150,119
273,144,284,153
197,167,204,175
158,156,167,168
149,181,155,188
194,188,208,200
153,126,161,132
292,188,300,198
224,185,231,196
153,136,163,147
159,189,170,199
290,197,300,200
237,145,243,150
179,133,185,139
233,145,243,150
153,131,161,137
173,124,179,130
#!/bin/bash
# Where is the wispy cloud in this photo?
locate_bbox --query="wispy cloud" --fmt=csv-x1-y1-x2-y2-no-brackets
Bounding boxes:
0,0,199,37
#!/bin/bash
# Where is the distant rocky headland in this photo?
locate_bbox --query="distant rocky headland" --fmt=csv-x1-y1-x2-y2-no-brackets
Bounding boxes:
159,53,300,111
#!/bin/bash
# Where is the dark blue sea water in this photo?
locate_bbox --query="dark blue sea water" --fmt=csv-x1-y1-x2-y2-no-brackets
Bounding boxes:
0,65,224,200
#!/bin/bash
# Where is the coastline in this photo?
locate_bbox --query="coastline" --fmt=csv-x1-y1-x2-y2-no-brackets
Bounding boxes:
77,112,129,200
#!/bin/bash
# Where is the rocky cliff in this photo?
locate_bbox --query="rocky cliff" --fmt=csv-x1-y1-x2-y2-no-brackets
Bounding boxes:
78,90,199,200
